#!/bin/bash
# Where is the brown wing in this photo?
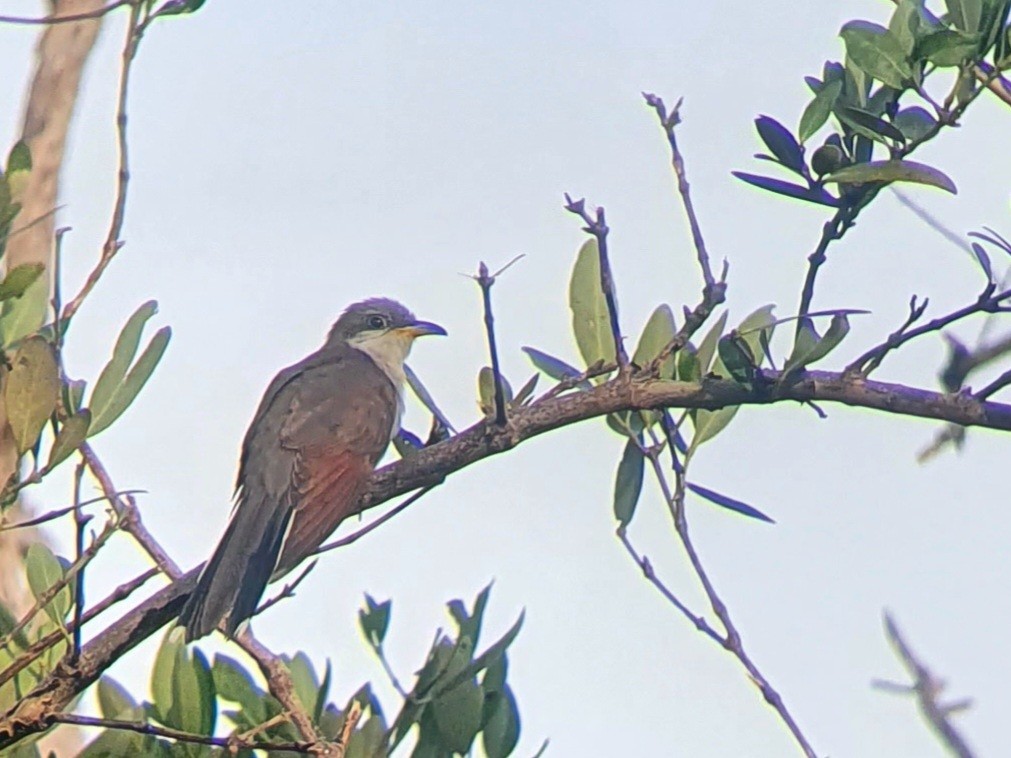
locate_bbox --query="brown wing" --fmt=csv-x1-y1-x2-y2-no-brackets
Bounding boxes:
273,349,398,576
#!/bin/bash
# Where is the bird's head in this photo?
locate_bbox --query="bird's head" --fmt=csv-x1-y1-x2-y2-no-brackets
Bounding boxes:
328,298,446,378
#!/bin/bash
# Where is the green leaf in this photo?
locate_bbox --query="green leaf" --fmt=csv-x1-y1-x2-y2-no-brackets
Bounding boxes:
0,274,48,346
613,439,644,526
89,325,171,436
695,311,728,376
632,304,676,377
4,336,59,454
89,302,159,428
889,0,924,55
840,21,914,89
734,304,777,363
150,633,179,728
824,159,956,193
191,646,216,737
946,0,984,32
98,676,142,720
569,239,615,371
482,685,520,758
916,29,981,66
784,314,852,377
359,594,392,647
687,407,739,461
431,675,484,753
0,264,45,301
717,335,757,387
511,373,539,407
25,543,72,625
677,344,700,382
6,141,31,175
46,409,91,469
212,654,267,724
798,79,843,143
478,367,513,416
285,652,319,731
448,583,492,649
893,106,937,142
836,106,907,144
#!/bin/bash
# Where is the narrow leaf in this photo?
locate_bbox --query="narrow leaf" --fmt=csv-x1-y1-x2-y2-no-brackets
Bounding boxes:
686,482,775,523
824,159,957,193
799,79,843,143
569,239,615,370
613,439,644,527
46,409,92,469
521,346,590,388
732,172,840,207
89,326,171,436
0,264,45,301
695,311,728,375
754,116,805,174
837,106,907,143
632,304,676,377
971,242,994,281
405,363,455,433
687,406,739,460
25,543,72,625
89,302,159,426
359,594,392,647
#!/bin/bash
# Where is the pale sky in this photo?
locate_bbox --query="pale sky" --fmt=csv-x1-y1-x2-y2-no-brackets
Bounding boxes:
2,1,1010,755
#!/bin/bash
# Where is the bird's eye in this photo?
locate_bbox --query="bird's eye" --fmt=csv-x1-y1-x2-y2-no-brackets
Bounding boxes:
366,315,387,330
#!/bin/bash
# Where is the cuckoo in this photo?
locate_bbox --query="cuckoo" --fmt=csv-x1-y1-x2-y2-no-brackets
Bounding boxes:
178,298,445,641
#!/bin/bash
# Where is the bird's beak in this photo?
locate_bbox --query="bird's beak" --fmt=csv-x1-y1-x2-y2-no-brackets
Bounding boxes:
401,319,447,338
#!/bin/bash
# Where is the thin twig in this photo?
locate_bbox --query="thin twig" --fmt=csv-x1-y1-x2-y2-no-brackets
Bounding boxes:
616,528,721,643
252,560,319,619
0,490,144,532
878,612,975,758
643,93,718,290
71,461,90,662
80,442,182,579
476,261,508,425
60,1,142,326
974,367,1011,399
0,0,131,26
318,486,435,555
235,629,332,751
846,284,1011,376
564,195,629,369
641,441,817,757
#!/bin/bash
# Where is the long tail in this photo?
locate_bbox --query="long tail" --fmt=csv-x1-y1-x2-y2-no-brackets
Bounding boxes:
178,488,291,642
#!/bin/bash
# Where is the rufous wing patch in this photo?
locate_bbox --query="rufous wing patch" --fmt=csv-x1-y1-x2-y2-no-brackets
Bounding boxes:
276,446,373,575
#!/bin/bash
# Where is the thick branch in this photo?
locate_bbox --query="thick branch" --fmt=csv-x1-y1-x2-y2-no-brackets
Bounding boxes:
363,369,1011,508
4,369,1011,747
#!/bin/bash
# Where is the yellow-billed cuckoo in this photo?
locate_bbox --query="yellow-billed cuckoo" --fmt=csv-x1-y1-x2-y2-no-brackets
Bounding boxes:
178,298,445,641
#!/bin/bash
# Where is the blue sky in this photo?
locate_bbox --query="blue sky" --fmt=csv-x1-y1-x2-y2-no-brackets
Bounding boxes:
3,1,1010,755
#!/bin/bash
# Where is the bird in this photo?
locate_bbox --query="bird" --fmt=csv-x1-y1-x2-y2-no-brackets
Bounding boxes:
178,298,446,641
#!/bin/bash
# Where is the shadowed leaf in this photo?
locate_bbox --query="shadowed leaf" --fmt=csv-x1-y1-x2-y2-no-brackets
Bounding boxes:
755,116,805,174
613,439,644,526
687,482,775,523
732,172,840,207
